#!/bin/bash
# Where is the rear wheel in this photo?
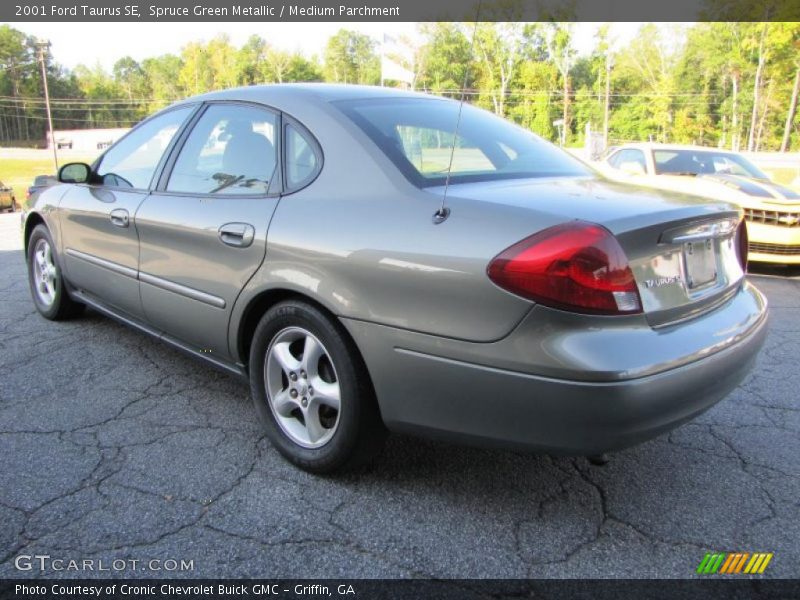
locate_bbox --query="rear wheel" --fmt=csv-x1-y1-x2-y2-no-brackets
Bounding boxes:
27,224,84,320
249,299,385,473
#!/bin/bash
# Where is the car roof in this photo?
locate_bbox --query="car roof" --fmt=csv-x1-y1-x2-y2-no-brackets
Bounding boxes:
172,83,448,111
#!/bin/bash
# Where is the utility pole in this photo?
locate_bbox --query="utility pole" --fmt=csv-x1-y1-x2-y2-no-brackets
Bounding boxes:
35,39,58,174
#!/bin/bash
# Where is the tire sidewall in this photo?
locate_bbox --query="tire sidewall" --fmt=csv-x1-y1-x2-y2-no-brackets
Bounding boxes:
250,301,364,471
27,225,65,319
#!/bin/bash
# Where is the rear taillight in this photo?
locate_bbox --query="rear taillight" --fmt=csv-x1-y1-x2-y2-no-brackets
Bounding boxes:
487,221,642,315
735,220,748,272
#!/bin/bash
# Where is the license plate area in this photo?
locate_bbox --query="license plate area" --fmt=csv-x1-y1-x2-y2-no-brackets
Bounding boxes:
683,239,717,289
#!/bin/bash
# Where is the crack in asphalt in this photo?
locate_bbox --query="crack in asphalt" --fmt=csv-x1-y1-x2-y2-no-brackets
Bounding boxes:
0,214,798,578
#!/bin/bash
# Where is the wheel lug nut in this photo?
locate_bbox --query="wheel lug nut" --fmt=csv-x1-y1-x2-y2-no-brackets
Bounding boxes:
301,397,308,407
308,387,314,395
290,389,298,398
301,370,307,379
290,372,298,381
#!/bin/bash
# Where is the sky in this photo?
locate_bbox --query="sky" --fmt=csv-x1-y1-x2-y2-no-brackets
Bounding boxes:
13,22,649,72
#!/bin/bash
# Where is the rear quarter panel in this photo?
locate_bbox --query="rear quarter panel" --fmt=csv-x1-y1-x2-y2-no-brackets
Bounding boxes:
229,99,538,358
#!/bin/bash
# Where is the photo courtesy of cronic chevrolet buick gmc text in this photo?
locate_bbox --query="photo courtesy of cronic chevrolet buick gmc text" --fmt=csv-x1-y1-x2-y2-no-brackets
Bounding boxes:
23,84,768,473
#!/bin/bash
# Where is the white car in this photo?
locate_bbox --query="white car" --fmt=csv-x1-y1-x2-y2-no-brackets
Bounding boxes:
599,143,800,264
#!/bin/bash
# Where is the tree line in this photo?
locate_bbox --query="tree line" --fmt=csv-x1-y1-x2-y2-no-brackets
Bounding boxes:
1,21,799,151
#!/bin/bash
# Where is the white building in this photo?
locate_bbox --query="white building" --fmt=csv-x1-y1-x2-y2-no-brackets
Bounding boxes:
47,128,130,152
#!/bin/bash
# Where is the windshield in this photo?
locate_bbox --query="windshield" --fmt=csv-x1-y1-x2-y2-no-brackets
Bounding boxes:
335,97,590,187
653,149,769,179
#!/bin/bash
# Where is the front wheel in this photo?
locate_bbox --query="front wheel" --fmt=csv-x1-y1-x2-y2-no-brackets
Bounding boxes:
26,224,84,320
249,300,385,473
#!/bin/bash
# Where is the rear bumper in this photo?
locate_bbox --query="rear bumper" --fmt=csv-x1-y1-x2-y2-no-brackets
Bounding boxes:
343,281,768,454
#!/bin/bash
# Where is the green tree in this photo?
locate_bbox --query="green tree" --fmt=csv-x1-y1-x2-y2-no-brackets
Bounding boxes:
142,54,183,111
544,23,577,144
178,42,213,95
610,24,679,143
416,23,475,97
284,54,323,82
236,35,268,85
0,25,37,141
323,29,379,85
508,60,556,140
474,22,535,117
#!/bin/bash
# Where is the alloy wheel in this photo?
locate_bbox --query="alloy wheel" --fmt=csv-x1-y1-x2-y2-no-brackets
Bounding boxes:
32,238,58,307
264,326,341,448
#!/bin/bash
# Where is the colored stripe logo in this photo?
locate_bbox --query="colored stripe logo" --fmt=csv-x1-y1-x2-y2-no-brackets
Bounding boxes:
697,552,773,575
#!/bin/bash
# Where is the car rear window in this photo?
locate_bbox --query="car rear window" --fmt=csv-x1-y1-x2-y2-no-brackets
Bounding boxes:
334,97,589,187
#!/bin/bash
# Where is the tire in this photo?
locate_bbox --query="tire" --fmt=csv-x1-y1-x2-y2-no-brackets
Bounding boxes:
26,224,84,320
11,199,18,212
249,299,386,473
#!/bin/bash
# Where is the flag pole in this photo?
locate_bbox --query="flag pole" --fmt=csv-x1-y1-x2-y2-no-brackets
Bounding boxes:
380,34,385,87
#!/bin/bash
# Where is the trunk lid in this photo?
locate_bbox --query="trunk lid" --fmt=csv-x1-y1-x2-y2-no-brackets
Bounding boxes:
436,176,745,327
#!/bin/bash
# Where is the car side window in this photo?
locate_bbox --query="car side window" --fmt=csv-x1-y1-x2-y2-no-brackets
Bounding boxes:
95,107,193,190
284,123,320,189
614,149,647,172
167,104,278,196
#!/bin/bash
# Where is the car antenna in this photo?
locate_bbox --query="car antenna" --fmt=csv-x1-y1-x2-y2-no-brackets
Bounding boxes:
433,2,483,225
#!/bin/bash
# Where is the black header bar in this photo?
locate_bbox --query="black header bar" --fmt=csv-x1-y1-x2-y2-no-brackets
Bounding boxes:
3,0,799,22
1,578,797,600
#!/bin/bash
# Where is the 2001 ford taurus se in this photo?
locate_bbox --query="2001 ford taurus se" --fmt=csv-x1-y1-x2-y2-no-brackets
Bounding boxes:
23,84,767,473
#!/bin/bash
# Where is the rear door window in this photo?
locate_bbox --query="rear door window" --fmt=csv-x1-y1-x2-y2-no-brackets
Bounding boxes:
167,104,278,195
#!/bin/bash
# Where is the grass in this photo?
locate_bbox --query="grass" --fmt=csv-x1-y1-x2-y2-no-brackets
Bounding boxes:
0,157,93,200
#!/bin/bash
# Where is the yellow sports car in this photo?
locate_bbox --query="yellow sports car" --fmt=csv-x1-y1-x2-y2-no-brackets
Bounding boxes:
600,143,800,264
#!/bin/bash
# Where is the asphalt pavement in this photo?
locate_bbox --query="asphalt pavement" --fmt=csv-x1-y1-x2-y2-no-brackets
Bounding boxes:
0,212,798,579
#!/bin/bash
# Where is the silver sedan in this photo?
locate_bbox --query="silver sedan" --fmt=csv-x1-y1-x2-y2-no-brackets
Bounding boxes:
23,84,767,473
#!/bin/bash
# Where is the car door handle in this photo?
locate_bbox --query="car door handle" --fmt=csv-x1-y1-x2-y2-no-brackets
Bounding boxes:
218,222,255,248
110,208,129,228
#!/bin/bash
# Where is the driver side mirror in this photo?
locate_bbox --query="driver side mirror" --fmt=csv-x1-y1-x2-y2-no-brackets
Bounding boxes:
58,162,91,184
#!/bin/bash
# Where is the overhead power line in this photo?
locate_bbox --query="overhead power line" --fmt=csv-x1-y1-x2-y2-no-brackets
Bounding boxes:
0,95,175,105
0,111,139,126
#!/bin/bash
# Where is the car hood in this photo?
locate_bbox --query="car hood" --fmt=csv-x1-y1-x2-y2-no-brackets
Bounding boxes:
694,173,800,205
626,172,800,208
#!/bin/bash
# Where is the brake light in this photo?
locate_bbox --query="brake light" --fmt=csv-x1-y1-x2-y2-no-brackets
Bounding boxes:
487,221,642,315
735,220,748,272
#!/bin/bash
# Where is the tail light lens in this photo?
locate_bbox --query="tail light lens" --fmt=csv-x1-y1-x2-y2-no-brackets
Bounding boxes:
735,220,748,272
487,221,642,315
